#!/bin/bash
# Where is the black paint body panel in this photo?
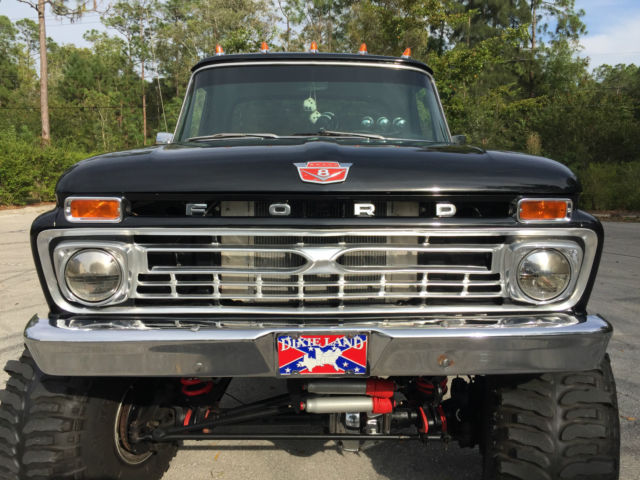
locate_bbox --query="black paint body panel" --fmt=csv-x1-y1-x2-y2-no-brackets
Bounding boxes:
55,142,579,197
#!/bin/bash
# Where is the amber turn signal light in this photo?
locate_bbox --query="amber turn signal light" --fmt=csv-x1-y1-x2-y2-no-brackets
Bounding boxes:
65,197,122,222
518,199,571,222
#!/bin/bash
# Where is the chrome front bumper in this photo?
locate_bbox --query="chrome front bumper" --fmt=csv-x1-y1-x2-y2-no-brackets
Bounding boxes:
24,314,612,377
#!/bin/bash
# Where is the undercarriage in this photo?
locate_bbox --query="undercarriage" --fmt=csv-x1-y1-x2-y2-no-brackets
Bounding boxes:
124,376,475,451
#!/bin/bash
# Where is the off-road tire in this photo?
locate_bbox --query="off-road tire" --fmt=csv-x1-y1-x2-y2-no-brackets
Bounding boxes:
0,350,177,480
481,354,620,480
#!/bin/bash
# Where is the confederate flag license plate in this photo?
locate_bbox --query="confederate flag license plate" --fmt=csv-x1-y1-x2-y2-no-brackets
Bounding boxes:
277,334,368,375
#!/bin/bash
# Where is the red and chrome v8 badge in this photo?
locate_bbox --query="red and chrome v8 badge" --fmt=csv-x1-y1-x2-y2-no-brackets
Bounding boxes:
294,161,352,184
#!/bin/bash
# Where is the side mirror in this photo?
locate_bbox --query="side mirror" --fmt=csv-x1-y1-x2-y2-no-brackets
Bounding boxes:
156,132,174,145
451,134,467,146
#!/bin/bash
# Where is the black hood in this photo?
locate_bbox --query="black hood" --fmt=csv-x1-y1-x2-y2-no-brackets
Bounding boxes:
56,141,579,197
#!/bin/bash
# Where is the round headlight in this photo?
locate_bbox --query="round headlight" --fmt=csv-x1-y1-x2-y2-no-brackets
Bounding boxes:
64,249,122,303
517,249,571,301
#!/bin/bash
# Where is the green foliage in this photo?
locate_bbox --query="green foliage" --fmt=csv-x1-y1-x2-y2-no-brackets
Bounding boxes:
0,130,92,205
580,162,640,211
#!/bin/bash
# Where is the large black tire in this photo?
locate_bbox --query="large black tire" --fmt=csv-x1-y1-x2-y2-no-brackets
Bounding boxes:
481,355,620,480
0,350,177,480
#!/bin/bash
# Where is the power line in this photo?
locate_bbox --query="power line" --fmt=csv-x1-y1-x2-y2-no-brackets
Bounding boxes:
582,51,640,56
45,21,104,28
5,11,102,22
0,105,144,110
2,103,639,111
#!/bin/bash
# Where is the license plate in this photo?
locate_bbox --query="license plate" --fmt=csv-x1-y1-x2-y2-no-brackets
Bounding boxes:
277,334,368,375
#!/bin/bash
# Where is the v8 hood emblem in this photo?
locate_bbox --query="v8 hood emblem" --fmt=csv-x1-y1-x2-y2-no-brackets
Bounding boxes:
294,161,352,184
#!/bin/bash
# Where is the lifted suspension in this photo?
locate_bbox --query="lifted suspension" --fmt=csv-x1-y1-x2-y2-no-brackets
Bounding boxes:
132,376,480,446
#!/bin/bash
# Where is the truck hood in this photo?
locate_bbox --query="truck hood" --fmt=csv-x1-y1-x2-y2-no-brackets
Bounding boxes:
56,141,579,196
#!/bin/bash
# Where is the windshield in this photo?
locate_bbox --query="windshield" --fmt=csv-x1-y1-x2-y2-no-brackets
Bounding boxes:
174,64,450,144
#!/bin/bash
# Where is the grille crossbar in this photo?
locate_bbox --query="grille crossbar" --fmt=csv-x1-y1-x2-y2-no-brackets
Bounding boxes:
131,233,505,306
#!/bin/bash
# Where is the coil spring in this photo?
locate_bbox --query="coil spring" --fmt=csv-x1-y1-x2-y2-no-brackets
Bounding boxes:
180,378,214,397
416,377,448,396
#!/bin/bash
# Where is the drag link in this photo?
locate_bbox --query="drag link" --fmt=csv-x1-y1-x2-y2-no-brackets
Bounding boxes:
156,433,421,442
152,403,296,440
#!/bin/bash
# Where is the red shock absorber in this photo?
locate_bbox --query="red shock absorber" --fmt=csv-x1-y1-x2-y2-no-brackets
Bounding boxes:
437,404,448,434
415,377,449,437
180,377,214,397
180,378,215,428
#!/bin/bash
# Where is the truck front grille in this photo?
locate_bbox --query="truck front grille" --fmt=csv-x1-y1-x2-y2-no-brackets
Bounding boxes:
39,227,598,315
131,233,505,307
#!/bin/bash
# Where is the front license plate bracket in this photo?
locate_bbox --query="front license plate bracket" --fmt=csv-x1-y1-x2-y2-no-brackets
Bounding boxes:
276,333,368,376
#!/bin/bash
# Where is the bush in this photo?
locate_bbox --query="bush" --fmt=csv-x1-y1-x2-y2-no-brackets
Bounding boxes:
579,161,640,211
0,132,93,206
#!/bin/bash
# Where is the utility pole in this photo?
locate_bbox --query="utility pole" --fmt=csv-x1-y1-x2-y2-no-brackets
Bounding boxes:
140,16,147,145
20,0,99,145
37,0,51,145
529,0,537,98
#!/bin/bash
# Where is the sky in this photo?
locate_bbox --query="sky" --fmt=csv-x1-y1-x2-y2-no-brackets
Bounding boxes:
1,0,640,68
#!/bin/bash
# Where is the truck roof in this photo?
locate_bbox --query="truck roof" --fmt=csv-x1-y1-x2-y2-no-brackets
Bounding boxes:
191,52,434,75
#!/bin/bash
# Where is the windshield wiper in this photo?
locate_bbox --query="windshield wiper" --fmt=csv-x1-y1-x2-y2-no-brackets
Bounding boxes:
186,133,280,142
291,129,387,140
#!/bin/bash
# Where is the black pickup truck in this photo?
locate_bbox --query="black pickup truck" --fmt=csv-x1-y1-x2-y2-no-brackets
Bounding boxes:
0,50,619,480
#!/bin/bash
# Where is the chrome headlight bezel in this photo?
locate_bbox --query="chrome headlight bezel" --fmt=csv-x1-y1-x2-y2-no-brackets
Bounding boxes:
53,242,131,306
505,240,583,305
516,249,571,301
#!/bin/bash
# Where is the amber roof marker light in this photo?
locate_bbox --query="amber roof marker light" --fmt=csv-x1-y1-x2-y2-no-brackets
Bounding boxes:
64,197,123,223
517,199,572,222
215,44,224,56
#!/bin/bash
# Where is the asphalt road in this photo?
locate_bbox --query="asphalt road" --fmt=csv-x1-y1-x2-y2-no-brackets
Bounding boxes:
0,205,638,479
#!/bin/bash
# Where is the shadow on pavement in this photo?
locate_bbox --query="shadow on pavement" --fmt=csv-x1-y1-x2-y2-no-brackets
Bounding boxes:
180,377,483,479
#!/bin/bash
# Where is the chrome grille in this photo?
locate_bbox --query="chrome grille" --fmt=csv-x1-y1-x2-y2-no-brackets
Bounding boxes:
38,227,598,315
131,233,505,307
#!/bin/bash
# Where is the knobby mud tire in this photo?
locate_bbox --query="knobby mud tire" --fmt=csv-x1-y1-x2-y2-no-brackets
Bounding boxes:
481,354,620,480
0,350,176,480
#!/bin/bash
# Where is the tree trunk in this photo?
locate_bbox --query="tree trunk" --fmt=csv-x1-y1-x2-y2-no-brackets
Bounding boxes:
529,1,537,98
142,92,147,145
286,17,290,51
37,0,51,146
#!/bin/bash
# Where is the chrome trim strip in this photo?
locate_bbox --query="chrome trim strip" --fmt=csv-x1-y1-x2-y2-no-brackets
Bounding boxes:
24,314,612,376
63,196,123,223
37,227,597,315
192,60,431,77
516,198,573,223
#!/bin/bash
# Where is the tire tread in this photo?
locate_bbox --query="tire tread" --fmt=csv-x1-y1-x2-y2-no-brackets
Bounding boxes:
483,355,620,479
0,350,177,479
0,351,88,479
